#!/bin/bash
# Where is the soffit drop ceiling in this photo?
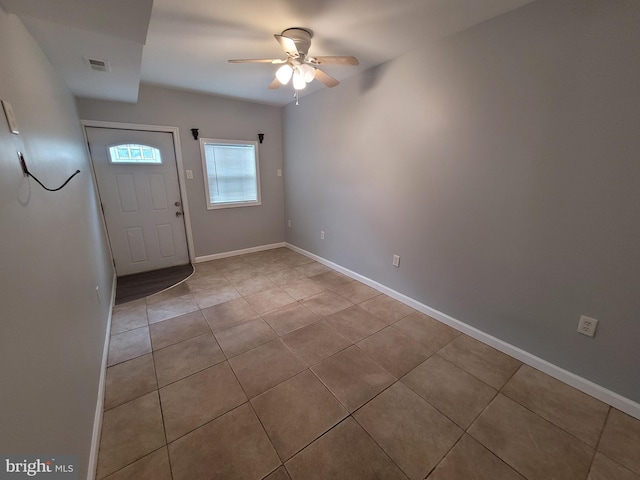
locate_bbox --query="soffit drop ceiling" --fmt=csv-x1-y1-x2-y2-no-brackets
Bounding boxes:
0,0,535,106
0,0,153,102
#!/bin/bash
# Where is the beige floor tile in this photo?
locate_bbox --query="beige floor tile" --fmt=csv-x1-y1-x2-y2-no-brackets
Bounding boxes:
104,354,157,410
263,466,291,480
149,310,209,351
280,278,324,300
324,305,388,342
233,275,278,296
185,273,229,293
223,265,261,284
96,392,165,479
393,311,460,354
285,417,406,480
598,408,640,475
402,354,496,428
214,317,278,358
251,370,348,460
111,299,148,335
301,291,354,317
359,295,414,324
268,268,308,286
145,282,191,305
354,382,462,480
146,294,199,324
468,394,593,480
294,262,329,277
329,281,380,304
160,362,247,442
310,270,353,289
228,339,306,398
282,320,352,366
357,326,432,377
427,435,525,480
244,287,297,314
588,452,640,480
201,297,258,331
103,447,171,480
311,345,395,412
262,303,320,336
192,285,240,309
154,333,225,387
502,365,608,446
108,327,151,367
437,335,521,389
168,403,280,480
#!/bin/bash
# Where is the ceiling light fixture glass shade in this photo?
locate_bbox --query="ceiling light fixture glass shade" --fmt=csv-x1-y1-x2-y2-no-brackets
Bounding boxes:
299,63,316,83
292,69,306,90
276,64,293,84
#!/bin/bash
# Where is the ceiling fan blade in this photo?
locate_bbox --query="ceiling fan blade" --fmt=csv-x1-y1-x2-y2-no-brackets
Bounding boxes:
314,68,339,88
274,34,299,57
309,56,359,66
268,77,282,89
228,58,286,64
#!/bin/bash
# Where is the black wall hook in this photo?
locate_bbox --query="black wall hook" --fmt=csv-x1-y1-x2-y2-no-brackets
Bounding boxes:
258,133,264,144
191,128,199,140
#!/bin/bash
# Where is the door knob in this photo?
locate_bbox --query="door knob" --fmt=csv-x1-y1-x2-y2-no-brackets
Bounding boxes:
176,211,183,217
174,201,181,207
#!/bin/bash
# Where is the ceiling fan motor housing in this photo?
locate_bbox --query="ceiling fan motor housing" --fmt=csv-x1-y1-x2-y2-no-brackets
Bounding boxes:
281,28,313,57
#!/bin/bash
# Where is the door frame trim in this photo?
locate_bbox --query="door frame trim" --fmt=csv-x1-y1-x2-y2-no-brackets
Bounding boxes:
81,120,196,265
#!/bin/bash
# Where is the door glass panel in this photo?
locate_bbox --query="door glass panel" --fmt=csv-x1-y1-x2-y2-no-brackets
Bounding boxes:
109,144,162,164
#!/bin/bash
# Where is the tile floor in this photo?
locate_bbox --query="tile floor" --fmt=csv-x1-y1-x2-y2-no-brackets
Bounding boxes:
97,247,640,480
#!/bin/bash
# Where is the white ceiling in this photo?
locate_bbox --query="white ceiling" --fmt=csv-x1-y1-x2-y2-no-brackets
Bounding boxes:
1,0,534,106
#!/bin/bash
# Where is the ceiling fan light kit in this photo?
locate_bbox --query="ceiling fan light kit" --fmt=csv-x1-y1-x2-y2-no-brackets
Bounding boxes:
228,27,359,104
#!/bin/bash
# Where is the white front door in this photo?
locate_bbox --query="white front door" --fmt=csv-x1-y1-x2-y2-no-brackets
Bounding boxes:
86,127,190,276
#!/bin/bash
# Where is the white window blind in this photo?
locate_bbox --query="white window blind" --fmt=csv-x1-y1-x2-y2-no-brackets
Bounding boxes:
200,139,261,209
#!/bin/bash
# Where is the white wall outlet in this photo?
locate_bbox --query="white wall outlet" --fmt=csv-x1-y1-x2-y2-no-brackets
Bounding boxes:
392,255,400,267
2,100,20,134
577,315,598,337
277,169,282,177
186,169,193,179
288,219,292,227
320,230,325,240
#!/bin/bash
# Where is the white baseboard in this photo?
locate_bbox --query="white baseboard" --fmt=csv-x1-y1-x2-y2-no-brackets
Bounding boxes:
195,242,286,263
286,243,640,420
86,272,117,480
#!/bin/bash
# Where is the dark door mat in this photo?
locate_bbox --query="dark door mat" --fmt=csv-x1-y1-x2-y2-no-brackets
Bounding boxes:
115,263,194,305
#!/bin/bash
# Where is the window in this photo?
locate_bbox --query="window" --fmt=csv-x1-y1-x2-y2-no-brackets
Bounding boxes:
108,144,162,164
200,138,261,209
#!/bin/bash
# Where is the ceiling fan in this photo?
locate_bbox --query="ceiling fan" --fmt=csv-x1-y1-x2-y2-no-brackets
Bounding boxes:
228,28,359,94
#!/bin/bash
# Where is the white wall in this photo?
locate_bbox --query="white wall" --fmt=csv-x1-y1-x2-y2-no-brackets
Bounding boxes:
0,7,113,477
76,85,285,258
284,0,640,404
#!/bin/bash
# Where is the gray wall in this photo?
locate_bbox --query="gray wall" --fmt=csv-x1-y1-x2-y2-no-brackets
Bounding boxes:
77,85,285,258
0,7,113,477
284,0,640,403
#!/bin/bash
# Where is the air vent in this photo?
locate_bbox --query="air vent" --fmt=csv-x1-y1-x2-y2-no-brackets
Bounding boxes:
84,57,110,72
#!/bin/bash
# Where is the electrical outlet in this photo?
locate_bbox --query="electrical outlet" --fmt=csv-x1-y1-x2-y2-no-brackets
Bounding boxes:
288,219,292,227
392,254,400,267
577,315,598,337
186,170,193,179
320,231,325,240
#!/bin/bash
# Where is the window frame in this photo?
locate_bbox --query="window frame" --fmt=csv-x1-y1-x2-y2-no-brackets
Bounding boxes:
107,143,163,165
199,138,262,210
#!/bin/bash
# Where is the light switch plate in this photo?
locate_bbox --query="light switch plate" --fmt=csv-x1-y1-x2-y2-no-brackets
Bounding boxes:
2,100,19,134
